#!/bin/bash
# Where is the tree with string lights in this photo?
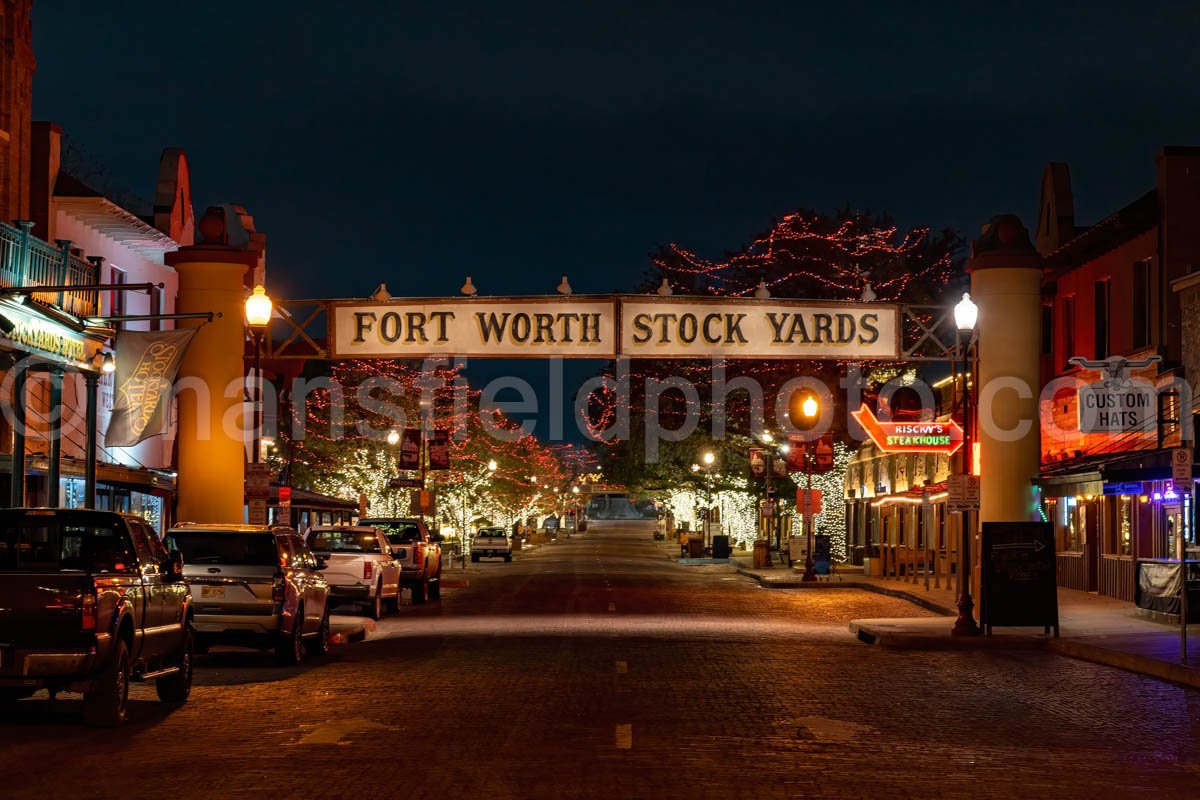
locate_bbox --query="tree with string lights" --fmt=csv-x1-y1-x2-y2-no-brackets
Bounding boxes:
589,208,965,547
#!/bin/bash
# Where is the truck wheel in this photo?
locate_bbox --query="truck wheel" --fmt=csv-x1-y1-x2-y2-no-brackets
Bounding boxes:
276,608,305,666
305,610,331,657
84,639,130,727
365,583,383,620
429,572,441,601
412,578,427,605
156,624,194,704
504,554,512,563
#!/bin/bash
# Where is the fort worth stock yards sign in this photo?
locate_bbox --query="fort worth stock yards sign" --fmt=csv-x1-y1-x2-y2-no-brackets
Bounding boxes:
331,297,900,360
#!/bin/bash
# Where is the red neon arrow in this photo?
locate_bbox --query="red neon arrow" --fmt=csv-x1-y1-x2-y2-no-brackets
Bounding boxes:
851,404,964,455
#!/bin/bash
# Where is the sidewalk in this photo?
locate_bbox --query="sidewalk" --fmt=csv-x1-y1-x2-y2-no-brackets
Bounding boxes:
735,559,1200,690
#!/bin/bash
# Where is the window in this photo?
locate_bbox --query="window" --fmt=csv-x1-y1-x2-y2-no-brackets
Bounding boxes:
1061,295,1076,366
1115,496,1133,556
110,266,127,330
1094,279,1110,359
1041,304,1053,356
1133,259,1151,350
149,285,163,332
1048,497,1084,553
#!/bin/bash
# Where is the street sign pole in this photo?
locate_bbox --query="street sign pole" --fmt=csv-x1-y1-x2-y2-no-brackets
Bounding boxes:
1173,446,1193,663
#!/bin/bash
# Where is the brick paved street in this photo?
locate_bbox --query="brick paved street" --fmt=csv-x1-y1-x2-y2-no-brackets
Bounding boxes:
3,527,1199,799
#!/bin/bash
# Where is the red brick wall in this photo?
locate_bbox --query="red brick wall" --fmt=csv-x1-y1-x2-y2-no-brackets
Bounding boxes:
0,0,34,225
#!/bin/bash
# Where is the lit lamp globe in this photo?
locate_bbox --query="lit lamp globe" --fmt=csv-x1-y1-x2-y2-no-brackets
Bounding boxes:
245,285,273,328
802,395,819,419
487,459,498,472
386,429,400,446
954,292,978,332
761,431,774,444
703,451,715,466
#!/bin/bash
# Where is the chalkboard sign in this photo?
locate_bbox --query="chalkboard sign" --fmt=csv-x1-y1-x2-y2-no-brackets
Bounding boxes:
813,534,831,575
980,522,1059,636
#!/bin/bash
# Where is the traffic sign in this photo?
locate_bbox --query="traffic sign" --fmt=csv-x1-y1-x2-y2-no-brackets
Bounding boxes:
947,474,980,512
1172,447,1193,491
245,462,272,499
797,488,822,516
389,477,424,489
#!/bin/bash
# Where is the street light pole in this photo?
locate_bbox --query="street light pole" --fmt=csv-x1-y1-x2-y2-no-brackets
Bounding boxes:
952,292,981,637
802,444,817,582
799,394,819,582
244,285,273,465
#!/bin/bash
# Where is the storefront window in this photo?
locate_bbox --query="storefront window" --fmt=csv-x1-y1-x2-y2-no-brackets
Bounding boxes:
1047,497,1082,553
1117,496,1133,556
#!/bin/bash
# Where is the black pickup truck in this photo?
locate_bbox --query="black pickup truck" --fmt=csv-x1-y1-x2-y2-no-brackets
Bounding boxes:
0,508,194,726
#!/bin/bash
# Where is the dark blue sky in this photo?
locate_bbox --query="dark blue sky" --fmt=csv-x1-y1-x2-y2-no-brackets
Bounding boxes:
32,2,1200,441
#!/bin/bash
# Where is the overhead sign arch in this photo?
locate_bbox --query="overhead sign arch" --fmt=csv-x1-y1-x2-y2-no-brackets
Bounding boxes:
330,296,901,360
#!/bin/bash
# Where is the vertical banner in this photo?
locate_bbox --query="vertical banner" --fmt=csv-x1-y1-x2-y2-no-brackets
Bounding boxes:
106,329,197,447
398,428,421,471
749,447,765,478
427,429,450,470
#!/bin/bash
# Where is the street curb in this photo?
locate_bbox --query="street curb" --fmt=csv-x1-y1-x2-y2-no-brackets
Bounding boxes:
847,621,1046,651
849,620,1200,690
734,566,957,617
1045,639,1200,690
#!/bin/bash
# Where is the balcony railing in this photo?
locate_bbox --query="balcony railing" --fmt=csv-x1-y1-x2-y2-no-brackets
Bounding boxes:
0,220,100,317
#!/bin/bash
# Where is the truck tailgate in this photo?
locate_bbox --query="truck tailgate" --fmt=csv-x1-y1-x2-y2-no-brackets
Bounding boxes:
0,573,93,645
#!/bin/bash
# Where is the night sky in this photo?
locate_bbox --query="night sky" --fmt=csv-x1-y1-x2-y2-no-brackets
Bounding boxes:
33,2,1200,440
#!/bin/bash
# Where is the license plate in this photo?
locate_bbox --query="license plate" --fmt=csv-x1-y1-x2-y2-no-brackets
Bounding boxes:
200,585,225,599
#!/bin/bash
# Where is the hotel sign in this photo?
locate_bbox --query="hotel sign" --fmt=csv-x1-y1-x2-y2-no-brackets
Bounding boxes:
330,297,899,360
0,299,87,363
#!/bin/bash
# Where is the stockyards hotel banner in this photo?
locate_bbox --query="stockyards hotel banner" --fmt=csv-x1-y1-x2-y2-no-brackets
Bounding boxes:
107,329,198,447
331,297,899,360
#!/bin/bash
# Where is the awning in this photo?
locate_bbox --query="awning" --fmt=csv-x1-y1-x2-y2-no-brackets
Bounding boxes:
1034,471,1104,498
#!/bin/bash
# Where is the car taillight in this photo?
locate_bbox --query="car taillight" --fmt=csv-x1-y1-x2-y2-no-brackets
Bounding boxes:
81,590,97,631
363,561,374,580
272,579,286,603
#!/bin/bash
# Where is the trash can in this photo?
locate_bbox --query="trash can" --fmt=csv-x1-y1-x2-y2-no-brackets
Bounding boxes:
711,535,731,559
687,534,704,559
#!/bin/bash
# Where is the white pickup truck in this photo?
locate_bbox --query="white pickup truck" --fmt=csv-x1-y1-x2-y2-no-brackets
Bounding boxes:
471,527,512,562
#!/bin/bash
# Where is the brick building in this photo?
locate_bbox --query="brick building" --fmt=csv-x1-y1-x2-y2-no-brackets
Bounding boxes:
0,0,32,224
1036,149,1200,602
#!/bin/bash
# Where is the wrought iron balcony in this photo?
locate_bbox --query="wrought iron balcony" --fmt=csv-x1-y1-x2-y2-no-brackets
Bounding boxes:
0,220,99,317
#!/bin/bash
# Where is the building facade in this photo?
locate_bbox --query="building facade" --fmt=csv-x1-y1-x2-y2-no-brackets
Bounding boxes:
1035,149,1200,602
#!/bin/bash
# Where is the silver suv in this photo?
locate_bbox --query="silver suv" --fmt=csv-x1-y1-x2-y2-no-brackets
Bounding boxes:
166,524,330,665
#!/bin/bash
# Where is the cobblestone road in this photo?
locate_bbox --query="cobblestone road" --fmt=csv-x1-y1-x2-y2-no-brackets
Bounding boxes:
2,527,1199,799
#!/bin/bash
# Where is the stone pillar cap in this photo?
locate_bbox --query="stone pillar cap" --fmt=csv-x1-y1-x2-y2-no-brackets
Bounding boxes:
967,214,1042,271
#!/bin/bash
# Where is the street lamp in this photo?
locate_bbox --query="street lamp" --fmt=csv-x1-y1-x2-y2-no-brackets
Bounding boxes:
799,393,820,582
703,451,715,466
244,285,273,464
802,395,819,419
952,291,981,637
386,429,400,446
487,459,498,472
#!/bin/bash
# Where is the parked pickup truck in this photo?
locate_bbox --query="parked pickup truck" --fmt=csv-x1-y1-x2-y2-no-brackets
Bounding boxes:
359,517,442,604
471,527,512,562
0,508,193,726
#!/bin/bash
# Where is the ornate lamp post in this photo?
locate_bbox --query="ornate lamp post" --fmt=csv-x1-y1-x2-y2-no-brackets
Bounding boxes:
244,285,273,464
800,394,820,582
952,292,981,636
